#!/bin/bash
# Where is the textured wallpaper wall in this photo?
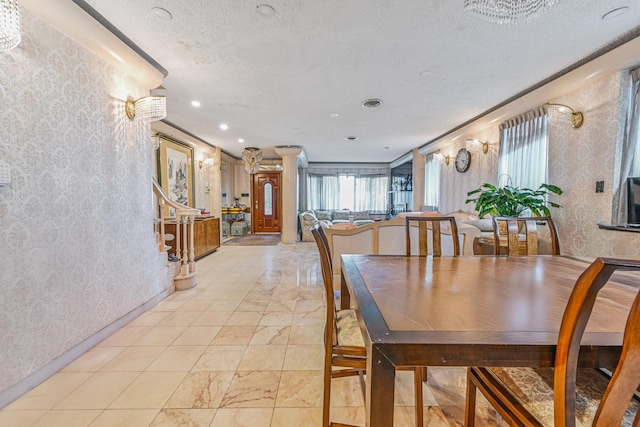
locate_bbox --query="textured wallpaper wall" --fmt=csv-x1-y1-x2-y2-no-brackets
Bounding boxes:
0,11,175,393
438,71,640,257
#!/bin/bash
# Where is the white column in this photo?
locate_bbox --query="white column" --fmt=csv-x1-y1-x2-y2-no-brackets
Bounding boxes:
275,147,303,244
210,147,222,220
412,148,425,212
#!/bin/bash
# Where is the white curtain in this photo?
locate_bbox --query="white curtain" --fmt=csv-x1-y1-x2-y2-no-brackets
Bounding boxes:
424,155,440,209
498,106,549,189
614,67,640,225
306,173,389,211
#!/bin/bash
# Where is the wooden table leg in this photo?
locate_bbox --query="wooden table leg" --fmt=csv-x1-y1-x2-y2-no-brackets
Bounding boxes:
367,344,396,427
340,270,350,310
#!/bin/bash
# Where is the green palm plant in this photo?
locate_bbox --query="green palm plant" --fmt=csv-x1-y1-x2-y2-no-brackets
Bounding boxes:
465,183,563,218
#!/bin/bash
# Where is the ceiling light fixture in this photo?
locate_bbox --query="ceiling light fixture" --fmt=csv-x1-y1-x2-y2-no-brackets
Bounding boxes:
361,98,383,109
191,100,201,107
125,96,167,122
345,136,359,141
1,0,21,51
256,4,276,17
329,113,339,118
463,0,559,25
418,70,432,77
238,138,244,143
219,123,228,130
242,147,262,174
548,103,584,128
151,7,173,21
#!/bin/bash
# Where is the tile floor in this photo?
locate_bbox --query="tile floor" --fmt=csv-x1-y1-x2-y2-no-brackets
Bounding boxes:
0,241,506,426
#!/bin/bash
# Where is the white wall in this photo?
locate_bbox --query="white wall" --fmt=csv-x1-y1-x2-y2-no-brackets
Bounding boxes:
0,10,174,403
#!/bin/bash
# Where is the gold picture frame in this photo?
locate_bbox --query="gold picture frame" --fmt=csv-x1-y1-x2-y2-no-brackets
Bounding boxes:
157,136,195,215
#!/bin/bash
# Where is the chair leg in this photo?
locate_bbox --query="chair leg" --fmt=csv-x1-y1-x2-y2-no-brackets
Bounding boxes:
323,358,332,427
414,368,424,427
464,367,477,427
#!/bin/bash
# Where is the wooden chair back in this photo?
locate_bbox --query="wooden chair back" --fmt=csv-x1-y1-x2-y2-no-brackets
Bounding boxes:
492,216,560,256
404,216,460,256
554,257,640,425
311,224,338,346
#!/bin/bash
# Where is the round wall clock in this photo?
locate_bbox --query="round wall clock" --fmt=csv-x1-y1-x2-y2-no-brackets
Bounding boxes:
455,148,471,173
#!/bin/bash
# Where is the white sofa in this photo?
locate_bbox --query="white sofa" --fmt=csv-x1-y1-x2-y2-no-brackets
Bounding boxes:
324,216,481,276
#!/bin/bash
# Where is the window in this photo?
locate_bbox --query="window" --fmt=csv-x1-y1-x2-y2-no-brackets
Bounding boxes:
424,155,440,209
497,106,549,189
307,173,389,211
614,67,640,225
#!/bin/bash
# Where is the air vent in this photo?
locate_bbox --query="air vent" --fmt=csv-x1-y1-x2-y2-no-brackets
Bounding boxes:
361,98,382,108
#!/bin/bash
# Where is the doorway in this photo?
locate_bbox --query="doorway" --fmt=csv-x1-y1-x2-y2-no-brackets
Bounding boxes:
252,172,281,233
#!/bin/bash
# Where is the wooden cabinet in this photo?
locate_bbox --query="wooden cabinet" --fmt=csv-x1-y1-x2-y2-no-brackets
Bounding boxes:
165,217,220,260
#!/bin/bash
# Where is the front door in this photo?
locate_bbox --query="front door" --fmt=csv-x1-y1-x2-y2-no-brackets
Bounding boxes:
252,172,281,233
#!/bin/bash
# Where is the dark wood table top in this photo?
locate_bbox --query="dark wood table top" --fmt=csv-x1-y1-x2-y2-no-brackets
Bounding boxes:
339,255,640,427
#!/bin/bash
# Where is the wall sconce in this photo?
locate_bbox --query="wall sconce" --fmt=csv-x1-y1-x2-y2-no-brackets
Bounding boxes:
125,96,167,122
199,157,214,169
433,152,450,165
548,103,584,128
466,139,491,154
0,0,20,52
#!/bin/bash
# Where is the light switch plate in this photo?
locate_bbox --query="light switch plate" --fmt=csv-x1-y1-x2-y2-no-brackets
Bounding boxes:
0,161,10,186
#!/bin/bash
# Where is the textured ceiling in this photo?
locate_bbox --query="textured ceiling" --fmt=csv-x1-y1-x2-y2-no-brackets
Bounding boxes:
82,0,640,162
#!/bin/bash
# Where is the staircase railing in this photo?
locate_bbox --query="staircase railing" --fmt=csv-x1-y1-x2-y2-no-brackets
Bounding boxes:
152,179,201,290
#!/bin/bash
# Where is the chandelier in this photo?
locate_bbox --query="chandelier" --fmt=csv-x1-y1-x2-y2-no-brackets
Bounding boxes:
1,0,21,51
242,147,263,174
463,0,560,26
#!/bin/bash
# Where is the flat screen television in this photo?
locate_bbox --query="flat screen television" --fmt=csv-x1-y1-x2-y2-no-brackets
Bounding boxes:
627,177,640,225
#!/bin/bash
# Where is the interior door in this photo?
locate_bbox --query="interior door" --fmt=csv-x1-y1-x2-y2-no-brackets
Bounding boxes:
252,172,281,233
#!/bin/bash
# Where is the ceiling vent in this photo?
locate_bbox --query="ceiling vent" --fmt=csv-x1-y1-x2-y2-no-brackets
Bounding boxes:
361,98,382,108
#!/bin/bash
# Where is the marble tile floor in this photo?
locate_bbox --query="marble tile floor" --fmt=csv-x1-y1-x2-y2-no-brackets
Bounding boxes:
0,242,507,427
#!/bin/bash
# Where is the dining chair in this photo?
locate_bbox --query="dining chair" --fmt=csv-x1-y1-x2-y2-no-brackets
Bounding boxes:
465,257,640,426
491,216,560,256
404,216,460,256
311,224,425,427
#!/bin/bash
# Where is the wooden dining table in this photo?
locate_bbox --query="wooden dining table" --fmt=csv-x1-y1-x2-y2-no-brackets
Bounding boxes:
339,254,640,427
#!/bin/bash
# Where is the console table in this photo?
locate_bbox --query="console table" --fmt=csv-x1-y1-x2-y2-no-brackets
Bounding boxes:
165,216,220,260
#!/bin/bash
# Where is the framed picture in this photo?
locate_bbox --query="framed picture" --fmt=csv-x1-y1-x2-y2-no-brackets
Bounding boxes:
157,136,194,215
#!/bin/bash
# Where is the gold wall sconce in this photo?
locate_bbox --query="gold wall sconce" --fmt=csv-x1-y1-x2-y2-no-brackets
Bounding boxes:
199,157,214,169
433,152,450,165
548,103,584,128
0,0,21,52
465,139,492,154
125,96,167,122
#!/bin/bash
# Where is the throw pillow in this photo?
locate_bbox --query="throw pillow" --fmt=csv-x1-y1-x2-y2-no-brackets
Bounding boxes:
463,219,493,232
352,211,369,220
314,210,332,221
332,210,351,221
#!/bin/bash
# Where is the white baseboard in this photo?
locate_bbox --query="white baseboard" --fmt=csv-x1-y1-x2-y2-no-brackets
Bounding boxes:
0,287,174,409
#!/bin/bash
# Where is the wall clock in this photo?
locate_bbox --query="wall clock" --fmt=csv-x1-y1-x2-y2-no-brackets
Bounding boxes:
455,148,471,173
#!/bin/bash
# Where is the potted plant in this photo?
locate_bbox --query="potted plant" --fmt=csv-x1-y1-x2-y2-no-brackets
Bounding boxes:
465,182,563,218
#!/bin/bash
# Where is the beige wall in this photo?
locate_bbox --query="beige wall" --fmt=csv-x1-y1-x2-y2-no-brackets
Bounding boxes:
438,71,640,257
0,10,175,401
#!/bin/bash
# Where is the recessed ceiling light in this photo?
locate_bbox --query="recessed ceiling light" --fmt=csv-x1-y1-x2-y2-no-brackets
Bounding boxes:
602,6,629,19
238,138,245,143
191,100,200,107
329,113,339,118
345,136,359,141
151,7,173,21
384,146,392,150
361,99,382,109
257,4,276,17
418,70,432,77
220,124,228,130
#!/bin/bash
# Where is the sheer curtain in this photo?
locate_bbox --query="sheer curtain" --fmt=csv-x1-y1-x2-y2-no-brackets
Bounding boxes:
424,155,440,209
498,106,549,189
614,67,640,225
306,172,389,211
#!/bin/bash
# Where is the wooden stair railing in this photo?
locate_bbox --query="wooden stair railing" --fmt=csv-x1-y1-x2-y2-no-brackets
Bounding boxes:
152,179,201,290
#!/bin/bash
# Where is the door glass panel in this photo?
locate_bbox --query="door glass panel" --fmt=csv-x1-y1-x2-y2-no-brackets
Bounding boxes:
264,183,273,215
